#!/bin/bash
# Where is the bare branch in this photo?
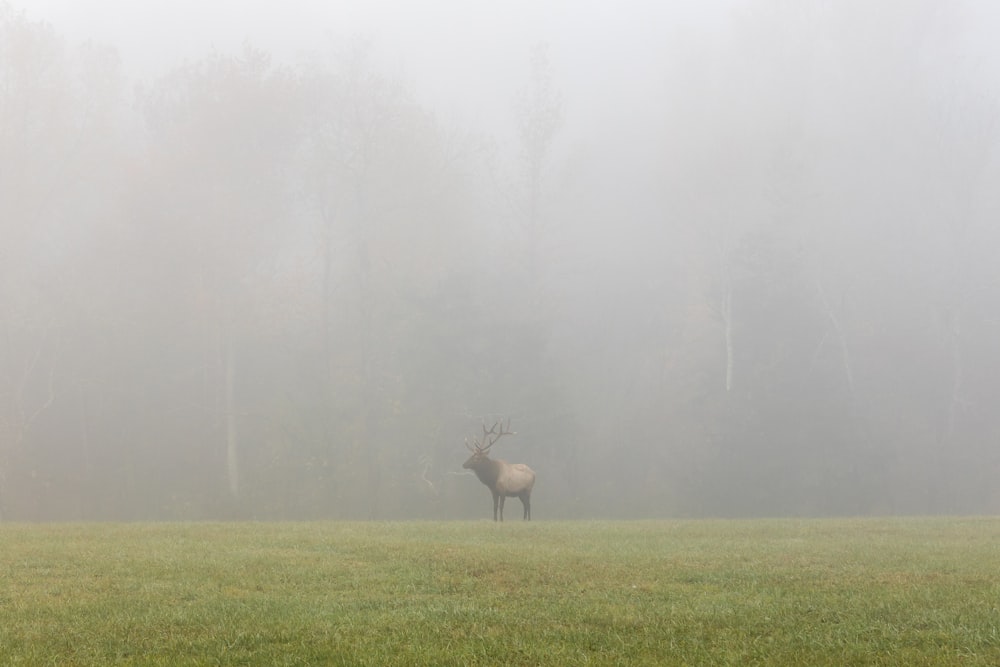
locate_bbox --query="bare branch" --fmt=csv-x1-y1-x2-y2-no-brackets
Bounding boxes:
13,326,59,441
24,359,57,432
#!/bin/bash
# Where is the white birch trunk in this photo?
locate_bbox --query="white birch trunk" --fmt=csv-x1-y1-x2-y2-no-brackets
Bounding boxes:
815,278,856,398
722,274,734,393
946,310,963,446
224,332,239,500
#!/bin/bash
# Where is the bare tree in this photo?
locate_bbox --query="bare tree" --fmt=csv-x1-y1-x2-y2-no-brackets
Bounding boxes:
513,42,564,309
137,46,299,507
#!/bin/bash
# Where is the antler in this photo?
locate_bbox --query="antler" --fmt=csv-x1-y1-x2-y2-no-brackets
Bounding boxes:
464,418,515,453
480,418,514,452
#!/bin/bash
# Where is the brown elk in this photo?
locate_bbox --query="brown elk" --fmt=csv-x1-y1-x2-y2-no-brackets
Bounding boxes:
463,419,535,521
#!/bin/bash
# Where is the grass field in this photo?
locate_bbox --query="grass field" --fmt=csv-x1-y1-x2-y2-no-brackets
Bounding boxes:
1,518,999,665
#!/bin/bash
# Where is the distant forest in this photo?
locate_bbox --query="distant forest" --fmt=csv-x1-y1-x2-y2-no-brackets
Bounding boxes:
2,2,999,519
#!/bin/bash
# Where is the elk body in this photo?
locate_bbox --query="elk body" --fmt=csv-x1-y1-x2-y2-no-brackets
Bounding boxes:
463,419,535,521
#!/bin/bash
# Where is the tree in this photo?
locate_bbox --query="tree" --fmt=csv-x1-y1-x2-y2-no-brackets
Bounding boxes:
0,5,125,518
133,46,300,512
298,42,480,517
513,43,564,302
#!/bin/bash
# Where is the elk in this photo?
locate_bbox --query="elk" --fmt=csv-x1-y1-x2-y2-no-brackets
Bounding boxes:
463,419,535,521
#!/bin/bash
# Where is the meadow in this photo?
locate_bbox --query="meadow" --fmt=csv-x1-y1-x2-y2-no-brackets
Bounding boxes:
1,518,999,665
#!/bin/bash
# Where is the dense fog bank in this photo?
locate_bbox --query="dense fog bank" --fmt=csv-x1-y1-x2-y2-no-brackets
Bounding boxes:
2,1,1000,519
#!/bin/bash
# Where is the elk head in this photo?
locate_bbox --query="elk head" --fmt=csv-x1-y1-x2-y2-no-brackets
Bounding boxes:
463,418,514,469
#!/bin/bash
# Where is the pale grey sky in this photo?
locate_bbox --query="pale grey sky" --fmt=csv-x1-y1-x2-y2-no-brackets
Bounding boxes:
21,1,730,134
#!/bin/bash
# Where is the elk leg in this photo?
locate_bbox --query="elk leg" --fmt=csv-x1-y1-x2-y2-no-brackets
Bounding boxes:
521,493,530,520
498,494,506,522
492,491,500,522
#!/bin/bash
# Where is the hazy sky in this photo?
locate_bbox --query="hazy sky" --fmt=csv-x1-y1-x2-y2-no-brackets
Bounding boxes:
22,1,730,132
19,1,1000,139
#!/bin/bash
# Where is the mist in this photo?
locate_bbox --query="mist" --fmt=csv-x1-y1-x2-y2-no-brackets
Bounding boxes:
2,1,999,520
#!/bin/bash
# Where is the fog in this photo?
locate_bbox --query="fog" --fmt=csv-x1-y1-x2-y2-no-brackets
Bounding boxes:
3,1,1000,520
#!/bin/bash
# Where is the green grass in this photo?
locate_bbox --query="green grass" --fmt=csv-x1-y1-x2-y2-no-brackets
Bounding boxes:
1,518,999,665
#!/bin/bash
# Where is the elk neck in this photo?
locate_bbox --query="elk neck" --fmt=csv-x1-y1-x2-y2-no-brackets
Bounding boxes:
470,456,504,487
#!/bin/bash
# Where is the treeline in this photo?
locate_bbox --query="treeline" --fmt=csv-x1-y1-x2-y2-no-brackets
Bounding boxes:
2,2,999,520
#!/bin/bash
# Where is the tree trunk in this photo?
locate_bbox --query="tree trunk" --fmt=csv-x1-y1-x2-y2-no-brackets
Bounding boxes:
815,278,856,397
722,271,734,393
223,327,239,500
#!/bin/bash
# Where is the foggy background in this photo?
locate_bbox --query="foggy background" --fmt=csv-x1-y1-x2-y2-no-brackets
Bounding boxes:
2,1,1000,520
